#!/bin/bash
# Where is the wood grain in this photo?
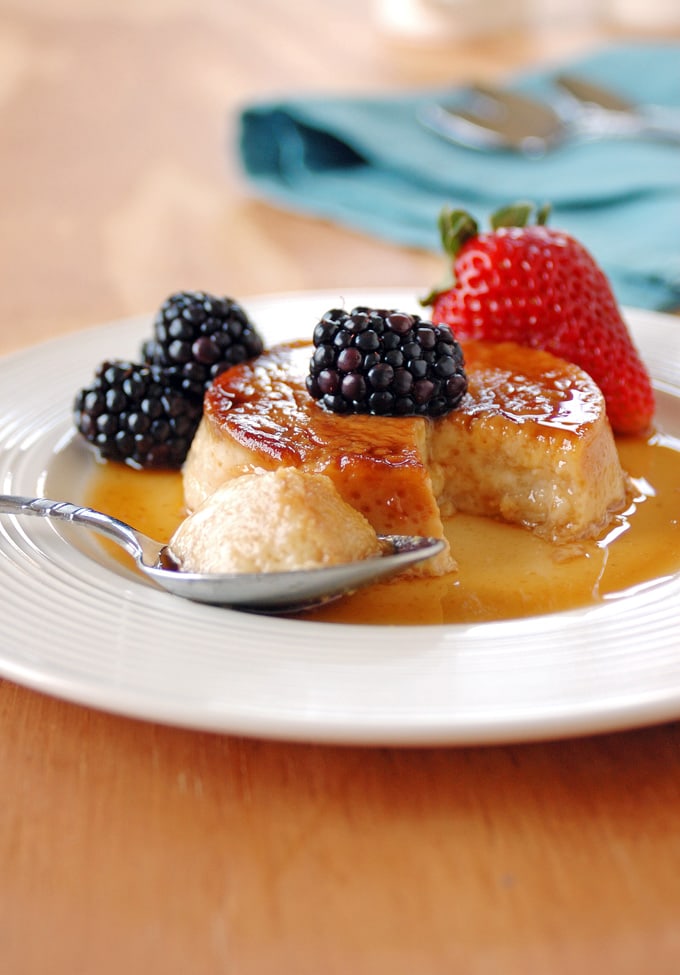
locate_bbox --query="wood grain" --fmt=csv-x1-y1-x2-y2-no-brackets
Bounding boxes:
1,2,680,972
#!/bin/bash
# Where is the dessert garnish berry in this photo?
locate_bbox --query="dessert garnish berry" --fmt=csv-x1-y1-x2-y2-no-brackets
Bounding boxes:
74,361,204,469
142,290,264,399
74,289,265,468
306,306,467,417
422,202,655,436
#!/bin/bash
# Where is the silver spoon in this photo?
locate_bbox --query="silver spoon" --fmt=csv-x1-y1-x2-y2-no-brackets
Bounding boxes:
420,80,680,156
0,495,444,614
419,86,566,155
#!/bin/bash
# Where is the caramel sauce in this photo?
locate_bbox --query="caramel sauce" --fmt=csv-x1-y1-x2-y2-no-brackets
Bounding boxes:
85,432,680,626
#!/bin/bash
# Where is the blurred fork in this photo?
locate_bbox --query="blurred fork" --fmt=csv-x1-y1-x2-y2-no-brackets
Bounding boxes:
555,72,680,139
419,77,680,155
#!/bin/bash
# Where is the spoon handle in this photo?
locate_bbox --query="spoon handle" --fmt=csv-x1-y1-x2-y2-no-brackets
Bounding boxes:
0,494,152,563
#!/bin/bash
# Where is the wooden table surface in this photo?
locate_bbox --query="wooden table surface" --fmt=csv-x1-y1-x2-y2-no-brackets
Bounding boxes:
2,2,680,972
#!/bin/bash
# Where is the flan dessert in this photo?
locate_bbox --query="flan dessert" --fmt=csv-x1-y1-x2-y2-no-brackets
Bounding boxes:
182,340,629,577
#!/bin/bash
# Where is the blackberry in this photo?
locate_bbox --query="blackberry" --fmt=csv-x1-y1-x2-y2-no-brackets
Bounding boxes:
74,360,204,469
306,306,467,417
142,290,264,397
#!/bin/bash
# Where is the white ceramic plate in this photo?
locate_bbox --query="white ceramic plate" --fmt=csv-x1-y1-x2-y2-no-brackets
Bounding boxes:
2,289,680,745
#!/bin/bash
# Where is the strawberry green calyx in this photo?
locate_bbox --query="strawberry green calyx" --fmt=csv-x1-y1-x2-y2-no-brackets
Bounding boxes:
438,207,479,259
422,208,478,305
490,201,551,229
535,202,551,226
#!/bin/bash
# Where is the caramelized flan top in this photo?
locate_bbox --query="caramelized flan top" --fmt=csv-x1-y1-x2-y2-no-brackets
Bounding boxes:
449,341,605,432
204,340,427,469
204,339,607,451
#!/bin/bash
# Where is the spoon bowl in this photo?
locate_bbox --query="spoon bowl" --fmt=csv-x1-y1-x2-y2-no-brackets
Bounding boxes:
0,495,444,614
420,79,680,155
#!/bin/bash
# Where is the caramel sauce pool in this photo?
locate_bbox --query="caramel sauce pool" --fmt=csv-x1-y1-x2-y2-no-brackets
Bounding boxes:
86,434,680,625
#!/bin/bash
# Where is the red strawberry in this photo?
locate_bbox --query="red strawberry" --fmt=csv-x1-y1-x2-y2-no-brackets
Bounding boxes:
423,203,655,436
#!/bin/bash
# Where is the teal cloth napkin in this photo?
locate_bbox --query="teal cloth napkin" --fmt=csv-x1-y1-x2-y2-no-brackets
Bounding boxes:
238,43,680,311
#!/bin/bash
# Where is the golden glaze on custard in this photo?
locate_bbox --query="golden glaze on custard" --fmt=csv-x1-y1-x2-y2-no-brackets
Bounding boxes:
205,340,605,450
458,341,604,430
204,340,426,468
